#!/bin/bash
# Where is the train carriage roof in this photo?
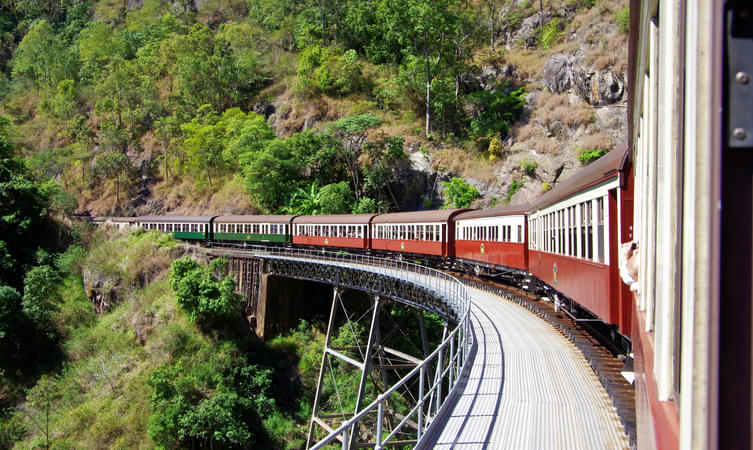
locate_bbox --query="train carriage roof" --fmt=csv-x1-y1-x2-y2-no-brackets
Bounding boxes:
371,209,472,224
453,204,529,220
214,215,297,224
92,217,137,222
528,143,630,212
293,214,378,225
135,216,215,223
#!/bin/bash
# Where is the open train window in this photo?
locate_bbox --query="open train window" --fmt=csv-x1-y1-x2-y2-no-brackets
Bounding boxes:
597,197,605,263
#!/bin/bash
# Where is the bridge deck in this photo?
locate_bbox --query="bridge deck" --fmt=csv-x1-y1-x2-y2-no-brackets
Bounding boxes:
218,249,629,448
424,287,629,449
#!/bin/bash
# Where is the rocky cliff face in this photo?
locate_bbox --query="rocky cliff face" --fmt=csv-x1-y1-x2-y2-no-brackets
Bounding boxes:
243,2,628,211
430,3,628,207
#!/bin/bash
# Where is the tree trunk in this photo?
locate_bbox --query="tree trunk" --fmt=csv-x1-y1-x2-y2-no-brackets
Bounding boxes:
425,53,431,137
539,0,544,28
490,18,495,50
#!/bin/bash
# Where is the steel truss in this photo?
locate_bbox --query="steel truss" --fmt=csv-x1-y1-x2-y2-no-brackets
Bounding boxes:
207,243,472,450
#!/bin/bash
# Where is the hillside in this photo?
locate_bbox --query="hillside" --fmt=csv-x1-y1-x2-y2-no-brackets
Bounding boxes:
0,0,628,215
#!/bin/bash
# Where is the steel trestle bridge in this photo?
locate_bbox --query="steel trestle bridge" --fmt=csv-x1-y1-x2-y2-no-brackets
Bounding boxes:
208,243,629,449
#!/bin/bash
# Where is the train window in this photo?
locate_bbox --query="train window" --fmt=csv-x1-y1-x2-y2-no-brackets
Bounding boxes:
597,197,605,263
585,202,594,260
559,210,565,254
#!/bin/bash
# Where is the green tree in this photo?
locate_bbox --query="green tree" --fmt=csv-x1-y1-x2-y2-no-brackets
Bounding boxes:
154,115,181,184
380,0,460,136
241,139,302,212
219,108,276,164
0,123,54,288
363,135,407,209
95,150,131,203
469,81,526,147
11,20,71,87
0,285,24,367
441,177,478,209
180,106,225,185
352,196,378,214
328,114,381,201
21,374,61,449
319,181,354,214
21,265,61,333
170,257,242,326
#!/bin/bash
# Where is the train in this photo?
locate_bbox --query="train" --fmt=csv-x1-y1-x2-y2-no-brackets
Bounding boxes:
96,142,635,353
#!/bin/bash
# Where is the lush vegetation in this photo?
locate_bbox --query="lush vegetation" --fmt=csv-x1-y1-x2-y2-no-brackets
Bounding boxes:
0,0,625,214
0,0,628,446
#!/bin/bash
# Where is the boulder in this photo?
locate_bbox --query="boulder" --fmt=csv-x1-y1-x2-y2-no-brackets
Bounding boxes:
542,53,575,94
575,69,625,106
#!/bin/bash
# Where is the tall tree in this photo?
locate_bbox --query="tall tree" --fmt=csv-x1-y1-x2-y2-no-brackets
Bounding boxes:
328,114,381,200
11,20,71,87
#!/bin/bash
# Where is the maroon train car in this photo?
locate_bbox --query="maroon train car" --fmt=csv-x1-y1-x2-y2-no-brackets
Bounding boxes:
371,209,470,258
292,214,377,250
453,205,529,272
526,144,633,335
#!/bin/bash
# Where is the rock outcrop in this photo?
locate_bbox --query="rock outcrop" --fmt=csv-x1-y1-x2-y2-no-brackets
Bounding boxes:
543,54,575,94
575,69,624,105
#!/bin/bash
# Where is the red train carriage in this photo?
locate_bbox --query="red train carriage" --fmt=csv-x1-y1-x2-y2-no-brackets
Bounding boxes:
371,209,470,258
292,214,376,250
527,144,633,336
453,205,529,272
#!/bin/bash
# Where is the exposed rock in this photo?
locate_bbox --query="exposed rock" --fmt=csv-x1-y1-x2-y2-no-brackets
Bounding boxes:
542,53,575,94
575,69,625,106
253,102,276,118
594,105,628,146
511,14,546,48
83,269,120,314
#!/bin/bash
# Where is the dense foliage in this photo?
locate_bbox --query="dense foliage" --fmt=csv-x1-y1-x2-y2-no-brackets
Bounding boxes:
0,0,610,213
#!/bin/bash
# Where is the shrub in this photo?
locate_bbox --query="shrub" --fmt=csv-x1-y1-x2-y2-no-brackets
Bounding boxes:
353,197,377,214
505,179,524,203
537,18,564,49
541,181,552,192
319,181,354,214
441,177,479,209
469,81,526,146
616,7,630,34
577,147,609,165
488,137,504,161
520,159,538,177
170,257,242,326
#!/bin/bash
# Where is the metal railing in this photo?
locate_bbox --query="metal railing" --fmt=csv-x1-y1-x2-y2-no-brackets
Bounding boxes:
207,242,473,448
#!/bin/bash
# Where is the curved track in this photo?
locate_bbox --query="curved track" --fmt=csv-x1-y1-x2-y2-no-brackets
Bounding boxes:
424,287,630,449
